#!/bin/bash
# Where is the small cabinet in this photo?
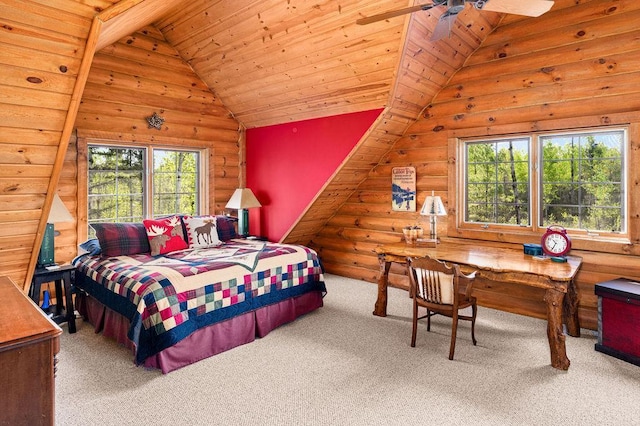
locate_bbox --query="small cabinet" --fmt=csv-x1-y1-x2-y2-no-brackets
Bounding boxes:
595,278,640,366
0,276,62,425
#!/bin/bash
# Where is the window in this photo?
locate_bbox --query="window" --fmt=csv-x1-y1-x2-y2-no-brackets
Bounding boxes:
152,149,201,216
465,137,531,226
460,127,627,237
539,131,625,233
87,144,204,231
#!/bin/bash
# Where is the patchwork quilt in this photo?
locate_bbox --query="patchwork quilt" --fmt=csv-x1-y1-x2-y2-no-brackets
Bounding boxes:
73,239,326,364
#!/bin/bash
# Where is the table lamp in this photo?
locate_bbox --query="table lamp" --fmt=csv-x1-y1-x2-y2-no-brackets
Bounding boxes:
38,194,74,267
225,188,262,237
420,190,447,242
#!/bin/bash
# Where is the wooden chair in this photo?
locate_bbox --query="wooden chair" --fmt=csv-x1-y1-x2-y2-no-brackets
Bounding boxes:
408,256,478,360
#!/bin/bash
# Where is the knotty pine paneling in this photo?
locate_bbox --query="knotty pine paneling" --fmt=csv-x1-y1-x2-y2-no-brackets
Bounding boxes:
0,0,111,288
156,0,410,128
71,25,241,249
311,0,640,330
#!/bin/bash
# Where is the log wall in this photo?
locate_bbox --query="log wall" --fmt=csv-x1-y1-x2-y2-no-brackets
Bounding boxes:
1,0,248,291
71,25,241,249
0,0,111,288
311,0,640,330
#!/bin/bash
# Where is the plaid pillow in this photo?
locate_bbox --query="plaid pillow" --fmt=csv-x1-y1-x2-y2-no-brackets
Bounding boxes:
216,215,238,241
91,222,150,257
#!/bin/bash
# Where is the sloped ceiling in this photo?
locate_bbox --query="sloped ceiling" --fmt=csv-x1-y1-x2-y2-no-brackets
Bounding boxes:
91,0,511,129
149,0,504,128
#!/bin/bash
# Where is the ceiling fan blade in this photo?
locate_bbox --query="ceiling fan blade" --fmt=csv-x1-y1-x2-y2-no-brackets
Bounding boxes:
431,11,459,41
356,4,435,25
479,0,554,17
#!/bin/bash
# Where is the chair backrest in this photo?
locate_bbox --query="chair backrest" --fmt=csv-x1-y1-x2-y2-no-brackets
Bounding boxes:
409,256,475,305
409,256,457,305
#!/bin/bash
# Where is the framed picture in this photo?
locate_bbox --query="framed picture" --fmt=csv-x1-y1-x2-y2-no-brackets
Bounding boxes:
392,166,416,211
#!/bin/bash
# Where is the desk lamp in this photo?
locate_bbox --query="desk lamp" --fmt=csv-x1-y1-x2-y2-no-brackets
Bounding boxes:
225,188,262,237
420,191,447,242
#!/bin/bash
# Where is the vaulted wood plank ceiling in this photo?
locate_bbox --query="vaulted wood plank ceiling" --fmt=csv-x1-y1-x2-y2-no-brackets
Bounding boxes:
150,0,504,129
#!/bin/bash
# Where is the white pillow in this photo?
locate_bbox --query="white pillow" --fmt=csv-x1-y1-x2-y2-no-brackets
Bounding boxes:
182,215,222,248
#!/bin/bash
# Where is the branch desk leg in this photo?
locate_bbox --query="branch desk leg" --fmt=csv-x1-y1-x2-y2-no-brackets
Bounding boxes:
373,255,391,317
563,279,581,337
544,288,570,370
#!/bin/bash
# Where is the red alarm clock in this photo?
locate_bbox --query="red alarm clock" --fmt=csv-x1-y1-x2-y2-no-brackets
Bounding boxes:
541,225,571,257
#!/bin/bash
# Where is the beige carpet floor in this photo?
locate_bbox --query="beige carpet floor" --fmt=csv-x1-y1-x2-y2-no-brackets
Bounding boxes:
56,273,640,425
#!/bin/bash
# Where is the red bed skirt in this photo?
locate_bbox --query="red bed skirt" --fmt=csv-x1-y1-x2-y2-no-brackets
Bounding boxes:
76,291,323,373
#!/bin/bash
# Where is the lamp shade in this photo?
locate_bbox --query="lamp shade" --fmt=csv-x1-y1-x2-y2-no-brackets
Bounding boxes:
39,194,73,267
225,188,262,209
48,194,74,223
420,191,447,216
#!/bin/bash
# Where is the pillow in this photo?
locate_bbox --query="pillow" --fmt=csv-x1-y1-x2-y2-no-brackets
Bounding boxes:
78,238,102,256
183,215,221,248
158,214,188,240
91,222,150,257
143,216,188,255
215,215,238,241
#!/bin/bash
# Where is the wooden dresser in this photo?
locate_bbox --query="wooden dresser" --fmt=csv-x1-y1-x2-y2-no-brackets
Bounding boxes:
0,276,62,426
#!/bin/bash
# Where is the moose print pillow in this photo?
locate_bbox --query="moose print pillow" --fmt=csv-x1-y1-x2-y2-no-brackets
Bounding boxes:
143,216,188,256
182,215,222,249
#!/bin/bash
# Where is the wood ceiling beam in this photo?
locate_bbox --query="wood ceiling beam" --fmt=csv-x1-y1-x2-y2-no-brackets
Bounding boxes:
96,0,184,51
24,16,102,292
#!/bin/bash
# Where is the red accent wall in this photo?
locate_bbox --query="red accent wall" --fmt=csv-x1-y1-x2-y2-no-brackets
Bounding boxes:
246,109,383,242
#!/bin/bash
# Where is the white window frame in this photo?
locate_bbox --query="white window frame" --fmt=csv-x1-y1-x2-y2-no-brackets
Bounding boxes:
85,141,208,231
454,126,629,243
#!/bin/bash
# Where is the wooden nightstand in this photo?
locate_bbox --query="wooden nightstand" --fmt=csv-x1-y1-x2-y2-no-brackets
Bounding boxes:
29,264,76,333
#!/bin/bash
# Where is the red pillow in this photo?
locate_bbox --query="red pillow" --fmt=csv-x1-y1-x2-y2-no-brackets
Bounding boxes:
143,216,188,255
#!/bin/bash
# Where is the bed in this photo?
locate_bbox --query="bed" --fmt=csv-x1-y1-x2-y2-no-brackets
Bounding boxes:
72,215,326,373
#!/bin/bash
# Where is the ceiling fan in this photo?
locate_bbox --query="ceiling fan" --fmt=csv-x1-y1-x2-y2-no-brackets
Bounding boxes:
356,0,555,41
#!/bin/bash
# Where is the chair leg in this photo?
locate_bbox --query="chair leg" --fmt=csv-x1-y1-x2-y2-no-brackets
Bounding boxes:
411,299,418,348
427,309,431,331
449,311,459,360
471,303,478,346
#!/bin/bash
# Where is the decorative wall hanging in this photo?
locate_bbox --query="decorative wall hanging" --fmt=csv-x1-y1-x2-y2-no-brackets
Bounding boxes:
146,112,165,130
392,166,416,211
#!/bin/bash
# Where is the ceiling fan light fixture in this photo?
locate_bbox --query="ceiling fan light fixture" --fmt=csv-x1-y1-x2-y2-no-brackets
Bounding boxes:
474,0,487,11
356,0,555,28
479,0,555,17
448,0,466,14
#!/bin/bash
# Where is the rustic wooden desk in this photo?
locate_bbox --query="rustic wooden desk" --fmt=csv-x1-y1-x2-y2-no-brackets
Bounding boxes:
373,242,582,370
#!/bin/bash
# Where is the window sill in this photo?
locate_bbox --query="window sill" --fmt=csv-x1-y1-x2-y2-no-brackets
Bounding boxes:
449,229,636,256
